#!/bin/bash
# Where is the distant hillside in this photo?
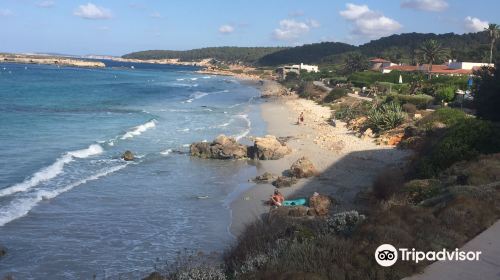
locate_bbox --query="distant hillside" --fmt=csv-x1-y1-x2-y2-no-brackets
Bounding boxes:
123,31,499,67
256,42,357,66
359,32,496,64
122,47,286,64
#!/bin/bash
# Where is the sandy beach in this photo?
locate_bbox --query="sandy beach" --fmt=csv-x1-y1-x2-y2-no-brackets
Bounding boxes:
229,86,411,235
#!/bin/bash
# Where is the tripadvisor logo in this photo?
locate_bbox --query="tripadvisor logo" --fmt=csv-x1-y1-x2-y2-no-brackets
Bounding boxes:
375,244,482,267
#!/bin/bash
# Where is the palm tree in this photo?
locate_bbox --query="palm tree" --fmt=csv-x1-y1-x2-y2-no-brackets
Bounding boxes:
419,40,449,80
485,23,500,64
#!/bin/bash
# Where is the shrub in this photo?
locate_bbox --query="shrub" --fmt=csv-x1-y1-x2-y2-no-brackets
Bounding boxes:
372,169,405,200
367,102,407,132
323,88,348,103
392,83,410,95
332,101,372,121
417,107,467,130
435,86,456,103
402,103,417,114
415,119,500,178
404,179,442,204
326,211,366,236
474,65,500,121
386,93,434,109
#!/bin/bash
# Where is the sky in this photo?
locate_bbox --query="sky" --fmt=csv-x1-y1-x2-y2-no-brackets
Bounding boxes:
0,0,498,56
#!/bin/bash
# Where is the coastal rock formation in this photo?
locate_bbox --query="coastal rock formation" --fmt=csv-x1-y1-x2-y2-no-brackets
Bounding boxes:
250,135,291,160
290,157,318,178
252,172,277,183
122,150,134,161
272,176,298,188
260,80,289,98
190,135,248,160
309,194,332,216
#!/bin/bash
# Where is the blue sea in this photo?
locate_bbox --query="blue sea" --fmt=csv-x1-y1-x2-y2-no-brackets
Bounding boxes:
0,61,264,279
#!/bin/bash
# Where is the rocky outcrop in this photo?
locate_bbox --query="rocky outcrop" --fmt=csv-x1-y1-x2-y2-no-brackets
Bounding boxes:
272,176,298,188
249,135,291,160
122,150,134,161
309,194,332,216
190,135,248,160
289,157,318,178
252,172,277,183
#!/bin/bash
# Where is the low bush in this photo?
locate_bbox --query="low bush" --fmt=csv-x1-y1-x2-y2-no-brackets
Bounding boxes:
367,102,407,132
404,179,442,204
415,119,500,178
402,103,417,114
326,211,366,236
323,88,348,103
332,101,372,122
386,93,434,109
417,107,467,130
372,169,405,200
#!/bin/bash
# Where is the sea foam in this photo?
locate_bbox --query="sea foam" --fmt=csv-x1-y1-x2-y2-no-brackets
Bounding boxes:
121,120,157,140
0,144,104,197
0,164,127,227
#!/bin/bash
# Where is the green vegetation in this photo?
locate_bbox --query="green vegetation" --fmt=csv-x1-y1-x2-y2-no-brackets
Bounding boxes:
486,24,500,64
125,31,500,67
435,86,456,102
257,42,356,66
417,107,467,129
418,39,450,80
367,102,407,132
323,88,348,103
415,118,500,178
342,52,368,75
474,65,500,121
122,47,286,64
386,93,434,109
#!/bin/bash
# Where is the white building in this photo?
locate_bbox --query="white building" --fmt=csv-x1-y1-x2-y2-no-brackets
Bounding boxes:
276,63,319,80
446,60,494,70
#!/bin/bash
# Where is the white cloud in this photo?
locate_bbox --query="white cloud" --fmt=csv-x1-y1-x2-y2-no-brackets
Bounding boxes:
219,24,235,34
150,12,162,19
401,0,449,12
37,1,55,8
272,19,320,41
74,3,112,20
464,16,489,32
0,9,14,17
340,3,401,39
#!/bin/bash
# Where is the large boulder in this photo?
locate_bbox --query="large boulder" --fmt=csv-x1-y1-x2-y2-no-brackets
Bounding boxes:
309,194,331,216
252,172,277,183
290,157,318,178
250,135,291,160
122,150,134,161
190,135,248,160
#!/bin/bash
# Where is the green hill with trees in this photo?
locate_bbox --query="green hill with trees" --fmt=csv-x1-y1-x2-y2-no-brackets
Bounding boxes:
122,47,286,64
122,31,500,66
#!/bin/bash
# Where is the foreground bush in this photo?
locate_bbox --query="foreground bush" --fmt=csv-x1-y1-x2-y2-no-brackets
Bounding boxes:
332,100,372,122
415,119,500,178
367,102,407,132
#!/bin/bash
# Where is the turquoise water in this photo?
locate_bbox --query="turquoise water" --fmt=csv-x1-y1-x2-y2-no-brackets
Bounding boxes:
0,62,264,279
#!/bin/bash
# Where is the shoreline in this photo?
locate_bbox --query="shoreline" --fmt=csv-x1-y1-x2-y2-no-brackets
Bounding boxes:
229,82,411,236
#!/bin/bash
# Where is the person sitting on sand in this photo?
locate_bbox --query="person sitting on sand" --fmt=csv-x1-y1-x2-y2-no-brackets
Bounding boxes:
270,189,285,207
297,112,304,125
